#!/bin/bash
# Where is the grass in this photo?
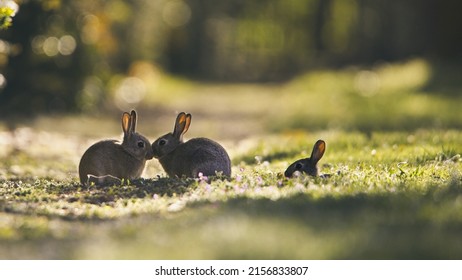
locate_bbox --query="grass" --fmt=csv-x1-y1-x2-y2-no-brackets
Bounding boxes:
0,58,462,259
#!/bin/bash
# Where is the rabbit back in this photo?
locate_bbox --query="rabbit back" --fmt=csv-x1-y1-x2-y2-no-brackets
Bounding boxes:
79,140,147,185
159,138,231,178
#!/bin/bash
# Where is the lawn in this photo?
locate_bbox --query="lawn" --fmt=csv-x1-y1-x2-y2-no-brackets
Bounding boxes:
0,59,461,259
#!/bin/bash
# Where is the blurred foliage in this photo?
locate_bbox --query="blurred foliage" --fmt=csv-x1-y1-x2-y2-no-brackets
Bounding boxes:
0,0,461,115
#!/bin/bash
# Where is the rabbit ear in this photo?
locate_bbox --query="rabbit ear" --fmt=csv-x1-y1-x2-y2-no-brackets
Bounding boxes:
173,112,192,141
122,112,132,136
129,110,137,133
184,113,192,133
310,140,326,164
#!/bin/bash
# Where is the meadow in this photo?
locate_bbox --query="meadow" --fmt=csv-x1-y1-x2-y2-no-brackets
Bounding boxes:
0,59,461,259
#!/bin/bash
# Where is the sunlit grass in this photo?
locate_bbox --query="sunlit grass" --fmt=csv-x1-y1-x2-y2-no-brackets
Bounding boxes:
0,127,461,259
0,59,461,259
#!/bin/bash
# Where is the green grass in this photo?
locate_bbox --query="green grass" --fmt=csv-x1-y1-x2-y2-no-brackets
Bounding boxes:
0,129,460,259
0,59,462,259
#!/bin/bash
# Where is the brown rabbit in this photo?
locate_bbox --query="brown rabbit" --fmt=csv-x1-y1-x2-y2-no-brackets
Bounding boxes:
78,110,153,185
151,112,231,178
284,140,326,177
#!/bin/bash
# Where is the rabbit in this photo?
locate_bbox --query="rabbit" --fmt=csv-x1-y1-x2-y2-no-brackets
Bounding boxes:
284,139,326,178
151,112,231,179
78,110,154,185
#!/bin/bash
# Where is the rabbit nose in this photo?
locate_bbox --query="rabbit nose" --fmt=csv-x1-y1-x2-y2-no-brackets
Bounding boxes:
151,144,160,158
146,148,155,160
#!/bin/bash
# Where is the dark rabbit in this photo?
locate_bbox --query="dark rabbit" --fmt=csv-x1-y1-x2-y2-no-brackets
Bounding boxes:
78,110,154,185
284,140,326,177
152,112,231,178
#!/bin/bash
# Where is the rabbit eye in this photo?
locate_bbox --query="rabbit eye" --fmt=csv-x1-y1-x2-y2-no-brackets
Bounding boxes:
159,139,167,146
295,163,303,170
137,141,145,148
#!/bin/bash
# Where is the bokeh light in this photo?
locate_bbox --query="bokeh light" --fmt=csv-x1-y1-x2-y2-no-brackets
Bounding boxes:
31,35,76,56
114,77,147,110
58,35,76,55
42,36,60,57
162,0,191,28
354,70,380,97
79,14,101,45
0,73,6,89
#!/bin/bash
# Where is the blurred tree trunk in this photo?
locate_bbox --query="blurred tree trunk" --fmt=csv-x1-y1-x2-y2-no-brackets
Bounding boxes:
313,0,331,53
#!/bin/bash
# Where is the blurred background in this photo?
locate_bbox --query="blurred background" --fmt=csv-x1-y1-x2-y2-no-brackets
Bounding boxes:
0,0,461,135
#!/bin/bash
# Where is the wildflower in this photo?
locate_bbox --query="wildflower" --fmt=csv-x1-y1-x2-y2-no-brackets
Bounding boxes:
0,0,19,29
235,174,243,182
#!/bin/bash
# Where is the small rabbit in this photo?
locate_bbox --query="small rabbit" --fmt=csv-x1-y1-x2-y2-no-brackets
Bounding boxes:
78,110,154,185
284,139,326,178
152,112,231,178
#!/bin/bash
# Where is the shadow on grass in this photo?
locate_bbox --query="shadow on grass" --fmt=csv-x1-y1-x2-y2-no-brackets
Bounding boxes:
205,176,462,259
1,173,461,259
0,177,196,214
80,178,196,205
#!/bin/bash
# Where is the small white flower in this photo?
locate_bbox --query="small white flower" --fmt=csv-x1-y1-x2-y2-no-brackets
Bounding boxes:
0,0,19,16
